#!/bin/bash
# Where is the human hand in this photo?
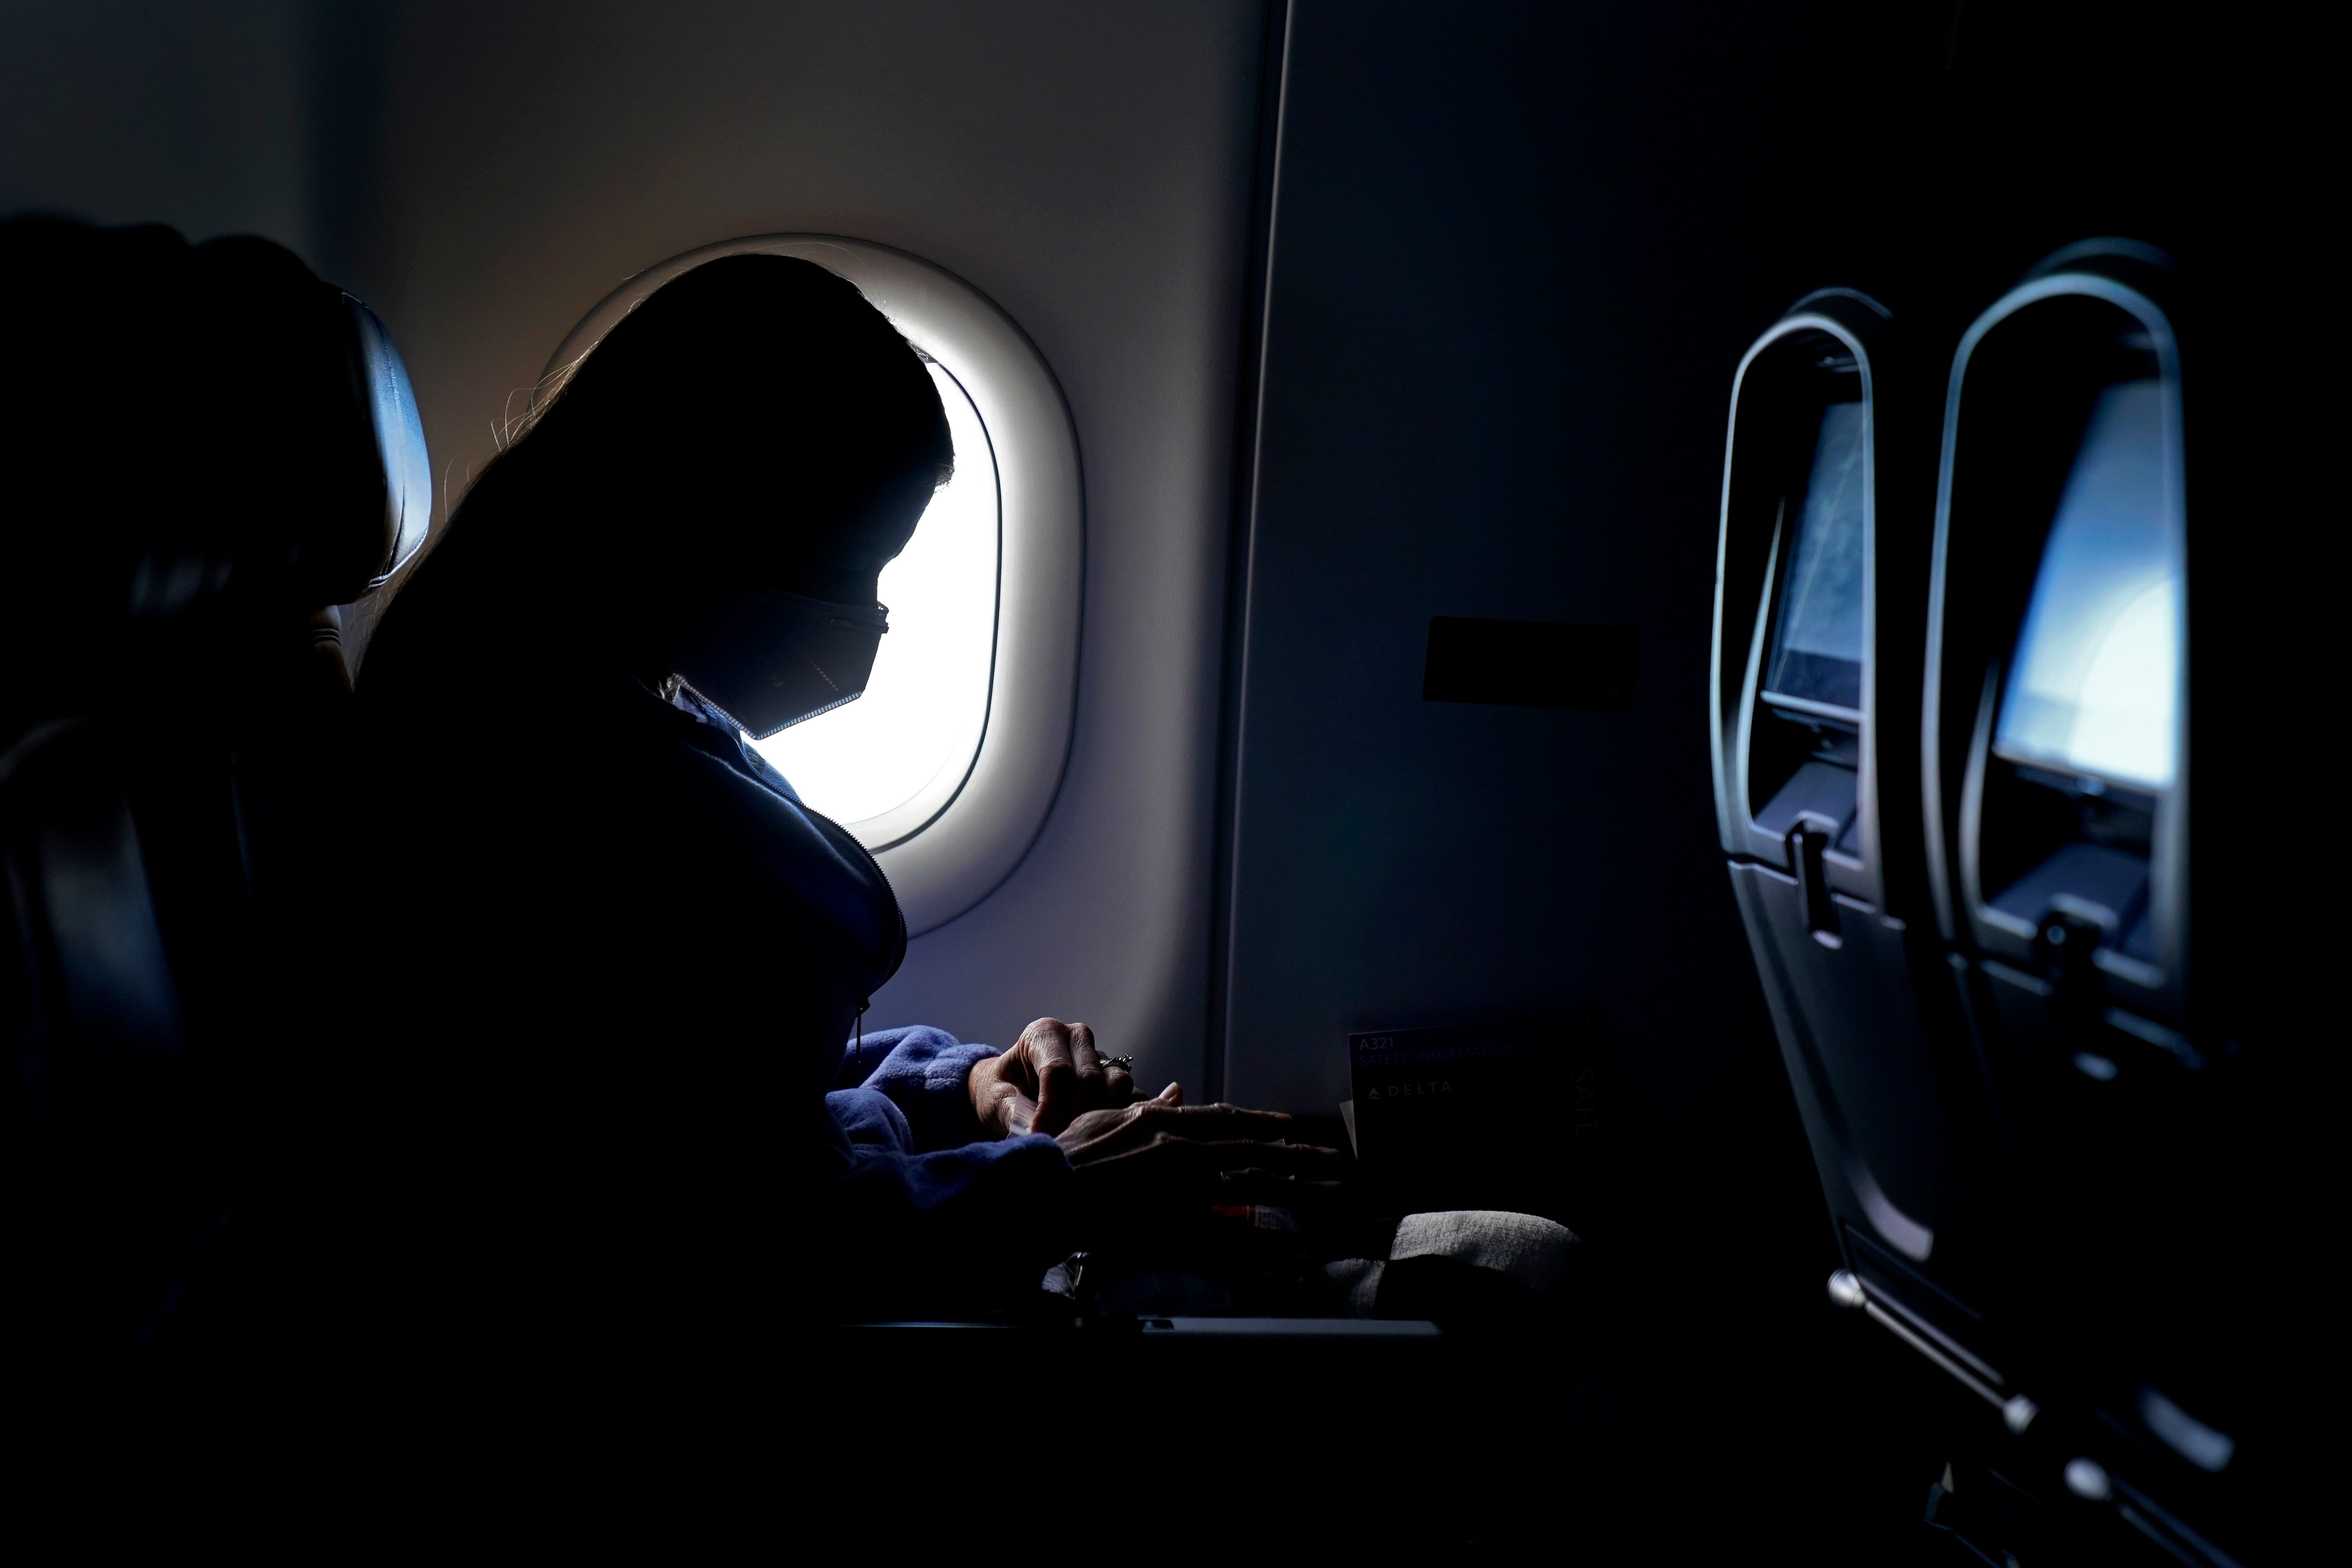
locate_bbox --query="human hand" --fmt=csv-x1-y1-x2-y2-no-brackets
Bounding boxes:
1054,1083,1347,1238
968,1017,1139,1139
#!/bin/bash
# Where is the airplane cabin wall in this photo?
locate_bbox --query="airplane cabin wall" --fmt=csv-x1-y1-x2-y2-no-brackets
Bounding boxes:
0,1,312,253
1222,2,1937,1168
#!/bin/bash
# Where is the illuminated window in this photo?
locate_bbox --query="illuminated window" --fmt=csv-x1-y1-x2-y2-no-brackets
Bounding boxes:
546,236,1080,932
756,359,996,836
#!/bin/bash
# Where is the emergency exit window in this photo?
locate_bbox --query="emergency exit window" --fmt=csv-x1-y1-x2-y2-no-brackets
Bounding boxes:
756,359,997,826
1762,400,1866,714
1993,379,2179,793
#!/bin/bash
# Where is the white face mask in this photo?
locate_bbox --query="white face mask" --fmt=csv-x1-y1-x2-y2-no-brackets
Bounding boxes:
669,586,889,739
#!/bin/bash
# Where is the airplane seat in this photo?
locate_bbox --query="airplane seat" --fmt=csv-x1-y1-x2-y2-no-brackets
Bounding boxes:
1923,244,2255,1564
1711,288,2012,1402
0,218,429,1382
1718,250,2250,1566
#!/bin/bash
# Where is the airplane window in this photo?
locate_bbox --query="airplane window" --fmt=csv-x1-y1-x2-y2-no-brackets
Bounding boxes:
1993,379,2178,792
1761,399,1866,714
754,359,996,828
541,235,1080,930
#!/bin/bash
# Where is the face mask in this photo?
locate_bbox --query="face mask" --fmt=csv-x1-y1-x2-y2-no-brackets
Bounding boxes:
670,586,889,739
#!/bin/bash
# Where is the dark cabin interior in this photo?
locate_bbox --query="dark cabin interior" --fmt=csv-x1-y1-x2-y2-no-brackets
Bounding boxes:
2,2,2318,1556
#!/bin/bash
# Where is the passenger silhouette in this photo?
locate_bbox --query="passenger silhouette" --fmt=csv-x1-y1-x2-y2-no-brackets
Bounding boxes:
353,255,1334,1360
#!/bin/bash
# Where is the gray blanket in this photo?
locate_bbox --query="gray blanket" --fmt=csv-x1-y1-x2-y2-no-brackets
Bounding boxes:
1325,1209,1579,1315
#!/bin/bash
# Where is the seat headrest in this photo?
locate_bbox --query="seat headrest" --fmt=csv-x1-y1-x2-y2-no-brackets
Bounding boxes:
0,219,430,652
193,235,434,604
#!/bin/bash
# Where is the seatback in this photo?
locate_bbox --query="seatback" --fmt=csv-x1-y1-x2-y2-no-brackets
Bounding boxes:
0,218,429,1372
1924,244,2255,1546
1715,249,2259,1568
1711,290,2014,1392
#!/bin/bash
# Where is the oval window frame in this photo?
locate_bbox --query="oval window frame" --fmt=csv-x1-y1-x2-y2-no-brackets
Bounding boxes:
542,235,1083,935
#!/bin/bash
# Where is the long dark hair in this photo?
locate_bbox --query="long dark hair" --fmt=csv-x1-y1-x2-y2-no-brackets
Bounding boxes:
364,254,951,699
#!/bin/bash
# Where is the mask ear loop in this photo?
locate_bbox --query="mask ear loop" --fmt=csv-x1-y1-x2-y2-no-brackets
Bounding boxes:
853,998,869,1075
